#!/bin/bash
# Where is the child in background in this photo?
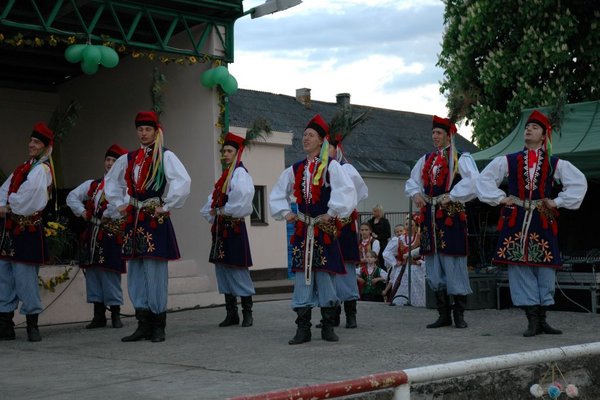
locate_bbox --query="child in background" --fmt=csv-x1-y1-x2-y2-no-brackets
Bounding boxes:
358,222,380,268
356,250,387,302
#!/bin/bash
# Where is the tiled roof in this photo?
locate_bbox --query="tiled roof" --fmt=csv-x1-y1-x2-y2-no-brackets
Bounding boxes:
229,89,478,175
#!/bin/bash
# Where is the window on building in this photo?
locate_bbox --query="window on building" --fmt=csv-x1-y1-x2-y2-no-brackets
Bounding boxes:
251,185,268,225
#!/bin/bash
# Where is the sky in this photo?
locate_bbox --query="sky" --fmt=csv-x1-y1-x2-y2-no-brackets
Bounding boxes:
229,0,469,137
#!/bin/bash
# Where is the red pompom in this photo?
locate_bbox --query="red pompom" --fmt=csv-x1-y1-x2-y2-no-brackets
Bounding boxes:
138,212,145,222
222,229,228,238
541,216,549,229
13,226,22,235
323,233,331,245
459,212,466,222
150,219,157,229
445,216,453,227
508,207,517,228
5,219,13,230
126,215,133,224
97,231,103,241
116,235,123,245
28,225,37,233
436,208,443,219
234,224,241,234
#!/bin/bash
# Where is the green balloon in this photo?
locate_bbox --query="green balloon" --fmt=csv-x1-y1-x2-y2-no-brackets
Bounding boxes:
201,68,216,88
64,44,87,63
81,58,99,75
82,45,102,65
221,75,238,94
212,65,229,85
98,46,119,68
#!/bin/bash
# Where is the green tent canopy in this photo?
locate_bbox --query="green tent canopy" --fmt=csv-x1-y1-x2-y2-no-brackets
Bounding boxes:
472,101,600,177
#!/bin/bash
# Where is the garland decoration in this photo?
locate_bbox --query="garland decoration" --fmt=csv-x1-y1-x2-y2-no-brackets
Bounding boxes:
151,68,167,117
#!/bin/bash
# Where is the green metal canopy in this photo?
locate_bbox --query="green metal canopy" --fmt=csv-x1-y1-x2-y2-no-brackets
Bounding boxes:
0,0,244,90
472,101,600,178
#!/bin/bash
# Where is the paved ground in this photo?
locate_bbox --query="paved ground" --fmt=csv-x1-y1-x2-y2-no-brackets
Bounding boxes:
2,300,600,399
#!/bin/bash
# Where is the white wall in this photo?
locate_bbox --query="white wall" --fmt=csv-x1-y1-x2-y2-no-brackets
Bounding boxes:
361,173,410,213
0,89,58,177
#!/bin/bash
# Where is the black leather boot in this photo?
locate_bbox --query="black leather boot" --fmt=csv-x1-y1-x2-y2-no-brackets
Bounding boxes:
26,314,42,342
320,307,340,342
151,312,166,342
86,302,107,329
288,307,312,345
110,305,123,328
344,300,357,329
334,305,341,327
538,306,562,335
219,294,239,327
452,295,468,328
121,309,152,342
426,291,452,328
241,296,253,327
0,312,16,341
522,306,540,337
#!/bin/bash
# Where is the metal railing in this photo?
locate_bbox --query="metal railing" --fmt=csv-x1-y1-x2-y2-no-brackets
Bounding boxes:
228,342,600,399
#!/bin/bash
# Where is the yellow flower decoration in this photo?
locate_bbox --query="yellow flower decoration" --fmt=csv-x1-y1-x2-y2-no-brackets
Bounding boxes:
67,36,76,44
132,51,141,58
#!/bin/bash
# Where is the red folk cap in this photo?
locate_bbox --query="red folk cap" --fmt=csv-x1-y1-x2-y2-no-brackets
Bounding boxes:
222,132,246,150
105,143,128,159
135,111,160,129
31,122,54,146
432,115,457,135
306,114,329,138
526,110,550,133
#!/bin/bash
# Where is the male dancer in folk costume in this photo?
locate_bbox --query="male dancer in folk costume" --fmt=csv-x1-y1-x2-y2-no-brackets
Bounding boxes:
405,116,479,329
0,122,54,342
67,144,128,329
477,110,587,337
201,132,256,328
325,109,369,328
105,111,191,343
270,114,356,344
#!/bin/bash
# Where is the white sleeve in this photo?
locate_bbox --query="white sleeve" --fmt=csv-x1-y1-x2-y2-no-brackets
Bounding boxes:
7,164,52,215
104,154,129,209
476,156,509,206
224,167,255,218
383,237,399,267
449,153,480,202
405,155,427,198
66,180,94,217
269,166,294,220
553,159,587,209
343,163,368,202
372,239,380,255
200,192,215,223
161,150,191,211
327,160,357,218
379,269,388,280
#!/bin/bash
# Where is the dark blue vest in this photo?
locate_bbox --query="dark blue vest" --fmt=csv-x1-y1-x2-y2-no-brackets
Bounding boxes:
208,163,253,268
419,151,468,256
122,149,180,260
493,150,561,267
289,159,345,274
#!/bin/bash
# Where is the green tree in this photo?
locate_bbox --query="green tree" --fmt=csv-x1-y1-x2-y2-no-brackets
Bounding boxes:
438,0,600,148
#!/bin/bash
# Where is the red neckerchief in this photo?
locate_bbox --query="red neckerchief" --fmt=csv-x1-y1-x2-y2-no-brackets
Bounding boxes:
527,149,538,168
293,158,323,205
211,164,233,209
8,160,33,196
421,149,449,193
125,146,153,195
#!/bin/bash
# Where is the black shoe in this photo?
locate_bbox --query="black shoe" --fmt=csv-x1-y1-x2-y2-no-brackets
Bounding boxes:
522,306,541,337
26,314,42,342
0,312,16,341
426,291,452,329
151,312,166,343
320,307,339,342
344,300,357,329
288,307,312,345
110,305,123,329
219,294,239,327
453,295,468,329
86,302,107,329
121,309,152,342
241,296,253,327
